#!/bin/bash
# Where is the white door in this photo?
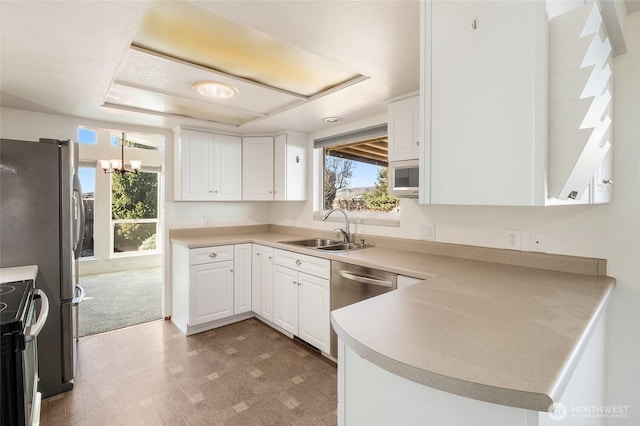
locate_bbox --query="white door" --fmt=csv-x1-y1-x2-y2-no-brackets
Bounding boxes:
214,134,242,200
261,246,274,322
233,244,252,314
180,129,214,200
297,272,330,353
251,245,262,315
388,96,420,162
273,264,298,335
190,261,233,325
242,136,274,200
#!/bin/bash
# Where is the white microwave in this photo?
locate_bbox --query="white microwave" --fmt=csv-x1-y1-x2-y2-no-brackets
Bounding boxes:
389,160,419,198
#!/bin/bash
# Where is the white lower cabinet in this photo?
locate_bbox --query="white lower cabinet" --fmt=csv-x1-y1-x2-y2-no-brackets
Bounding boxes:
233,244,252,315
190,261,234,324
171,243,253,335
251,244,274,322
273,264,299,334
272,249,331,353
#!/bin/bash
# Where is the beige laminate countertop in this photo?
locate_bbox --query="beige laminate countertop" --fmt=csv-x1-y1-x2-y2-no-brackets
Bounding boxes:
171,230,615,412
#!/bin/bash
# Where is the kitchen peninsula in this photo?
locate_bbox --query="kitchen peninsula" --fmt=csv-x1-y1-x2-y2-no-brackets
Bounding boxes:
170,225,615,425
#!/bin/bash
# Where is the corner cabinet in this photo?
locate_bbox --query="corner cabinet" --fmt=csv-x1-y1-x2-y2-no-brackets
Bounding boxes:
242,132,307,201
171,243,253,335
174,128,242,201
274,132,308,201
242,136,275,200
272,249,330,354
251,244,274,322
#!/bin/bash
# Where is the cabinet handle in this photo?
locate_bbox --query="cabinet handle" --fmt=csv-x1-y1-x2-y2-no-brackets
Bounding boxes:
214,190,219,193
209,253,217,258
268,190,273,194
256,253,261,256
416,141,420,146
298,282,301,286
230,269,234,273
295,260,302,266
268,256,272,260
209,190,213,193
293,281,297,285
602,179,613,184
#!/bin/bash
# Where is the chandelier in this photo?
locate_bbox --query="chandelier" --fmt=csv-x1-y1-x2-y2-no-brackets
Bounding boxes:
98,132,141,174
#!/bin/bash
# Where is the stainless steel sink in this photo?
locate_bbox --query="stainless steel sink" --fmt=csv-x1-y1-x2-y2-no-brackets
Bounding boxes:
282,238,343,248
316,243,357,251
281,239,372,252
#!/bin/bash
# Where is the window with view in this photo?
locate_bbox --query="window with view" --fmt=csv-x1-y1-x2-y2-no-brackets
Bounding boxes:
323,137,399,214
111,170,159,254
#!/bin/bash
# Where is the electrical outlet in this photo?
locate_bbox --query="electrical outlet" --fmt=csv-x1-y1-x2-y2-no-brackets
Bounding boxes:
203,216,214,226
505,230,521,250
421,223,436,241
530,232,546,253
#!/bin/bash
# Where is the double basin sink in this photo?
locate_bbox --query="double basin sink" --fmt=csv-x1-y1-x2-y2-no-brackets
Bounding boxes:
281,238,371,252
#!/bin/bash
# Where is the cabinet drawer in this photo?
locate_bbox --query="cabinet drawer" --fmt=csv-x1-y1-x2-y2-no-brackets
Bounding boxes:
273,249,330,280
190,245,234,265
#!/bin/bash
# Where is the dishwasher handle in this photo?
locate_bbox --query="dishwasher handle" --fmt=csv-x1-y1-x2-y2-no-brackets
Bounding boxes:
337,270,393,288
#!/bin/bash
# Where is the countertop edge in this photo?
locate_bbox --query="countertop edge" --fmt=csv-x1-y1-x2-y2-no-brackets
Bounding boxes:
0,265,39,283
331,311,553,412
331,278,616,412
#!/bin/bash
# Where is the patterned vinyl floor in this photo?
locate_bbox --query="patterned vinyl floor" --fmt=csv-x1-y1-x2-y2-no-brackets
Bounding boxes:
40,319,338,425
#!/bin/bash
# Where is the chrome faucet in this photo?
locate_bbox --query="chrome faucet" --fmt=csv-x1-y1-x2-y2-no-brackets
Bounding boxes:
322,208,351,243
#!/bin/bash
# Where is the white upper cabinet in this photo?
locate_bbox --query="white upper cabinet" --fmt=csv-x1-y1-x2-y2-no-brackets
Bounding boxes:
274,132,307,201
422,0,548,206
242,136,275,200
388,94,420,162
174,128,242,201
548,3,613,203
419,1,613,206
242,132,308,201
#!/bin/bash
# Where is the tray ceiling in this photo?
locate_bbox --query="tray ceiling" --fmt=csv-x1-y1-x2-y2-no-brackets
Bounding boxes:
104,1,368,127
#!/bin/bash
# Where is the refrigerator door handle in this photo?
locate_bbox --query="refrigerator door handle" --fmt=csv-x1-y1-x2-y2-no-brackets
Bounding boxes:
72,173,85,260
25,289,50,343
72,285,85,305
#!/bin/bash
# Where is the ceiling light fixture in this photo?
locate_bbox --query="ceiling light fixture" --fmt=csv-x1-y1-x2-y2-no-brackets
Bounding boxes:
192,81,238,99
323,116,342,123
98,132,142,174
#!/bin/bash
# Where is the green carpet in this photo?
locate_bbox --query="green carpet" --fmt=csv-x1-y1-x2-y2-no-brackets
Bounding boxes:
78,267,162,337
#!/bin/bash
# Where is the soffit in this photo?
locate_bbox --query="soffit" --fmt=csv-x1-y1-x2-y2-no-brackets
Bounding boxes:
325,137,389,166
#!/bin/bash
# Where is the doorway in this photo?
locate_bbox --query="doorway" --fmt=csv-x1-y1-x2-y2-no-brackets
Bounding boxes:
76,128,164,336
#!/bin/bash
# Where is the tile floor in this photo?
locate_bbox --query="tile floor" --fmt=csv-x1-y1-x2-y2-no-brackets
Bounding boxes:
40,319,337,425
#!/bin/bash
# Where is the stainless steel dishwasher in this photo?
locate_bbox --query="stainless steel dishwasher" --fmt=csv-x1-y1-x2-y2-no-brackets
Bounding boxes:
330,261,397,358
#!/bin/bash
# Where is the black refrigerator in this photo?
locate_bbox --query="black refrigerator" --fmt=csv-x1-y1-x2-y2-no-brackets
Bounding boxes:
0,138,85,397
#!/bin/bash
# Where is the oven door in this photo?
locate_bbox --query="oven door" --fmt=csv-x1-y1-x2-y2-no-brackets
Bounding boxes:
24,289,49,426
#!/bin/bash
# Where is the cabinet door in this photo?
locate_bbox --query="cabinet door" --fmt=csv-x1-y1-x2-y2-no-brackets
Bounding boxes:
273,264,298,335
388,95,420,162
190,261,233,325
242,136,274,200
214,134,242,201
429,1,546,206
178,129,214,200
233,244,252,315
251,245,262,315
298,272,330,353
274,133,307,201
261,246,274,322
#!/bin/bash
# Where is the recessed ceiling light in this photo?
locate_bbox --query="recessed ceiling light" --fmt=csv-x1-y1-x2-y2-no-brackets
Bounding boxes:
323,116,342,123
192,81,238,99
